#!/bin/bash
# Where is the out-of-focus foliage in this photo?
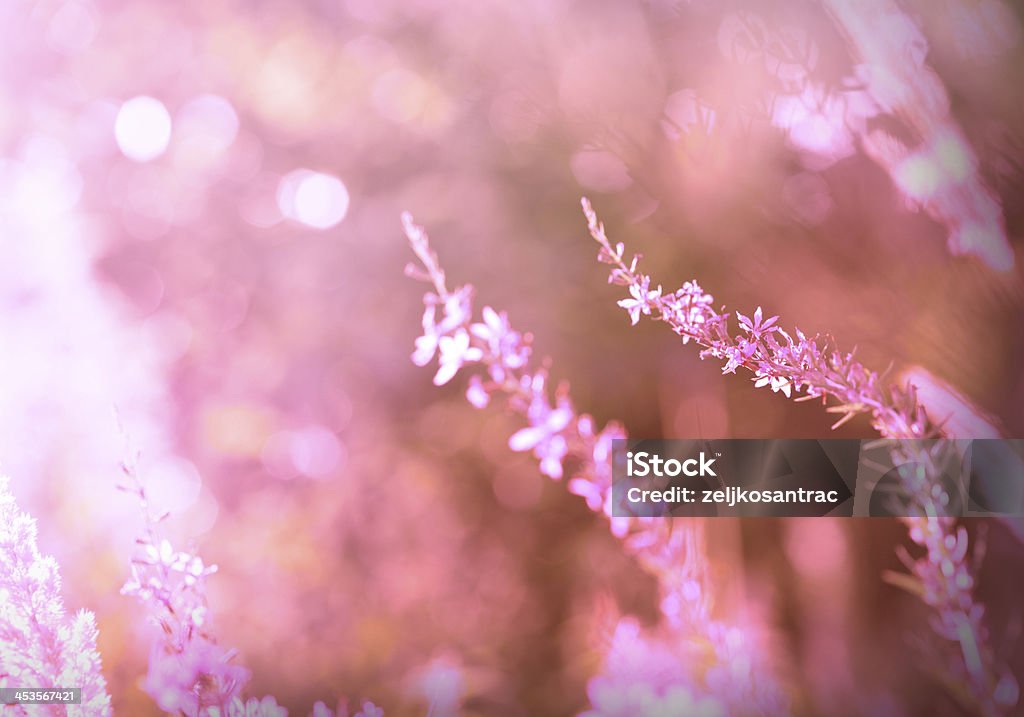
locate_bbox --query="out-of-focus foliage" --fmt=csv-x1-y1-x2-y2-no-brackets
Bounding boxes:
0,477,112,716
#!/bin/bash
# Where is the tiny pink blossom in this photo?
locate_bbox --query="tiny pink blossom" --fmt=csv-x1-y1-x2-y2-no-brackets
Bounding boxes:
568,476,605,512
433,329,483,386
736,306,779,338
753,370,792,397
354,702,384,717
471,306,530,372
412,307,440,367
466,375,490,408
617,278,662,325
212,695,288,717
508,388,573,478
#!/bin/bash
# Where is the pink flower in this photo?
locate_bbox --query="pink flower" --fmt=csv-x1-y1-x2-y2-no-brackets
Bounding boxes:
413,658,464,716
752,368,792,397
433,329,483,386
471,306,530,377
508,384,574,478
736,306,779,339
142,641,249,715
309,699,386,717
412,307,440,367
311,702,336,717
354,702,384,717
720,338,756,374
568,476,605,512
617,278,661,325
437,287,473,333
236,696,288,717
412,286,477,371
466,375,490,408
213,695,288,717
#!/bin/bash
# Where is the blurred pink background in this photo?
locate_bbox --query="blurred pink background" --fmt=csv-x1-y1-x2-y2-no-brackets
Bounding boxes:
1,0,1023,714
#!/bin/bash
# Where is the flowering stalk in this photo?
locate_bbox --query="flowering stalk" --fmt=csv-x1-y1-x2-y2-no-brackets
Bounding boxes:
403,213,787,716
120,453,389,717
119,455,258,716
0,476,112,717
581,198,1017,715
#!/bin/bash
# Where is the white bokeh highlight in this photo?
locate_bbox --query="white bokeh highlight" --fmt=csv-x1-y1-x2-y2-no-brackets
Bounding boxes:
114,96,172,162
276,169,350,230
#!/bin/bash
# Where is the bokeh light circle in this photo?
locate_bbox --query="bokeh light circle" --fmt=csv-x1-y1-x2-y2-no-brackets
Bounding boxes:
114,96,172,162
276,169,350,230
